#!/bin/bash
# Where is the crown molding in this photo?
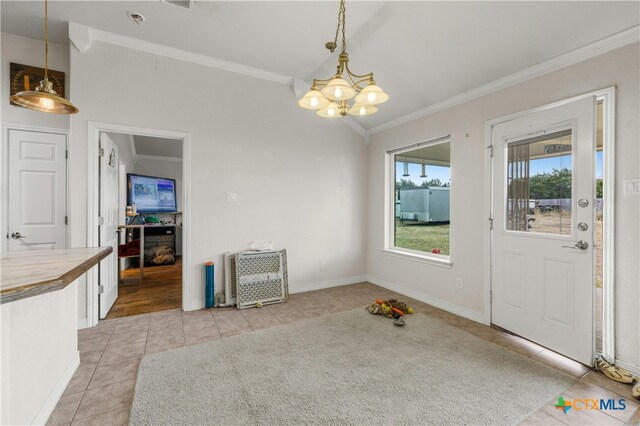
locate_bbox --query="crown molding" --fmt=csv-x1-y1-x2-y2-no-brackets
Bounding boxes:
68,23,367,139
68,22,293,86
367,25,640,136
136,154,182,163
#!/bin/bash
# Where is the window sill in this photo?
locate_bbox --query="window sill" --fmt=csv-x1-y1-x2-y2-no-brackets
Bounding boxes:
381,248,453,268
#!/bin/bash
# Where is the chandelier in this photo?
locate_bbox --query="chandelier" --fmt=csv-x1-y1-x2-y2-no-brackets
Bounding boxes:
10,0,79,114
298,0,388,118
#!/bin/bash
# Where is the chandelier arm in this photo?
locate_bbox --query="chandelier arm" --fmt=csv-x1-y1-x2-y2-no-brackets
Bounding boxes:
343,62,374,80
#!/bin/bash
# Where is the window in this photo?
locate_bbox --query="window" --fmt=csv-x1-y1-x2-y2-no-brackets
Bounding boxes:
390,138,451,258
505,129,572,235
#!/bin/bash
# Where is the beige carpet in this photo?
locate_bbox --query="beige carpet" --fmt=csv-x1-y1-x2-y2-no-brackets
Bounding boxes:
130,309,575,425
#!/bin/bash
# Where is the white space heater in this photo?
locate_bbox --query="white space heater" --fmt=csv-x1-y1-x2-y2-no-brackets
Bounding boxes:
223,249,288,309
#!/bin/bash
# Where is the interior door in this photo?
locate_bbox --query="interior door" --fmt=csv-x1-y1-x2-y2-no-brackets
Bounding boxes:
491,96,595,365
99,133,119,318
7,129,67,251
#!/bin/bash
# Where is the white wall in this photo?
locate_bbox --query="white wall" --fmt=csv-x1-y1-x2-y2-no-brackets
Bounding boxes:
134,156,184,255
1,33,70,130
367,44,640,369
1,282,79,425
68,41,368,316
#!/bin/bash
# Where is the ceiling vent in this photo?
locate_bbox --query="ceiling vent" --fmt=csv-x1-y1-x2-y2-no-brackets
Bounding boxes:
160,0,193,11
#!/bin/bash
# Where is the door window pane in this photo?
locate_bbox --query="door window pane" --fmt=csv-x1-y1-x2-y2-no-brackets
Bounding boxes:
506,130,572,235
394,141,451,255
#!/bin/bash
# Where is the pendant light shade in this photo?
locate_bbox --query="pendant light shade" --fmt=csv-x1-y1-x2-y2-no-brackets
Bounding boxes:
9,0,79,114
316,102,341,118
298,88,330,110
11,79,79,114
355,83,389,105
320,76,356,101
347,103,377,117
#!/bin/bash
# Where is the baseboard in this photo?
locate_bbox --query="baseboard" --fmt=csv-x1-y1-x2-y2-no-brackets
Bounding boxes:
615,359,640,375
31,351,80,425
77,317,89,330
290,275,368,294
367,275,485,324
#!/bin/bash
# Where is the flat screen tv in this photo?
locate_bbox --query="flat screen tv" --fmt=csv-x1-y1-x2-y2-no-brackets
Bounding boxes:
127,173,177,213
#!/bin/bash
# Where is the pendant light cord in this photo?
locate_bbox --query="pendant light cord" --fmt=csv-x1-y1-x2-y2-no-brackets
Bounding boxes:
44,0,48,80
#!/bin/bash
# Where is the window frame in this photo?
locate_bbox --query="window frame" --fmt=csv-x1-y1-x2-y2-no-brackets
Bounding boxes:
384,134,453,267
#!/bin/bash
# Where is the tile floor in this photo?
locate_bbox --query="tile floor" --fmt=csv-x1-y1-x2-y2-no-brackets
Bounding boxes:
47,282,639,426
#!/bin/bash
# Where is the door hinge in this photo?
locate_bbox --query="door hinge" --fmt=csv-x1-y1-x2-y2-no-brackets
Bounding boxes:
489,217,494,230
98,217,104,225
487,145,494,157
98,284,105,294
65,150,69,159
489,290,493,303
99,148,105,157
65,216,68,225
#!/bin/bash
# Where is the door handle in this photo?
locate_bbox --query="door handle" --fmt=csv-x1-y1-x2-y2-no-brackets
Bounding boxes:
562,241,589,250
10,232,25,239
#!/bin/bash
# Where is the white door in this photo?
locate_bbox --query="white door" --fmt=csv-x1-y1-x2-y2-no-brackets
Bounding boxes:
491,96,595,365
7,129,67,251
99,133,119,318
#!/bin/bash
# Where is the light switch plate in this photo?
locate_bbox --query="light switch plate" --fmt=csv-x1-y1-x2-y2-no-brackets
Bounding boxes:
624,180,640,195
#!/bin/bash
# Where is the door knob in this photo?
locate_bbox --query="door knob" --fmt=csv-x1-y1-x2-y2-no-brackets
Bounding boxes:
10,232,25,239
562,240,589,250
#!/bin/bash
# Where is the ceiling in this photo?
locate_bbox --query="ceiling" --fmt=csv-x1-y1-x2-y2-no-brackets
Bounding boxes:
134,135,183,158
2,1,638,131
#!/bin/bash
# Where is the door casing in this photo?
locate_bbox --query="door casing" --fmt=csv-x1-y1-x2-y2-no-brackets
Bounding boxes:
483,87,616,362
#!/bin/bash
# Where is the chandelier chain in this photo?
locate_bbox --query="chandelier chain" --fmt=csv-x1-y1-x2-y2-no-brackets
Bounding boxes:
332,0,347,54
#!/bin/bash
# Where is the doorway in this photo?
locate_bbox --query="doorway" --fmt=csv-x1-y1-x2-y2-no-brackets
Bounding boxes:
86,123,190,327
488,92,612,366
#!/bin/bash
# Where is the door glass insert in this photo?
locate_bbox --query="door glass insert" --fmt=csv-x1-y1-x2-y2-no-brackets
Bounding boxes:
506,129,572,235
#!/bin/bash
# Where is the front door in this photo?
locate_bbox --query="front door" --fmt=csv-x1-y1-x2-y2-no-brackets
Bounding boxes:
7,129,67,251
98,133,119,318
491,96,596,365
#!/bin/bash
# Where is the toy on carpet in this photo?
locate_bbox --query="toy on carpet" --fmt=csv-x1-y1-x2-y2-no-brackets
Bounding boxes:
596,355,640,401
366,298,415,325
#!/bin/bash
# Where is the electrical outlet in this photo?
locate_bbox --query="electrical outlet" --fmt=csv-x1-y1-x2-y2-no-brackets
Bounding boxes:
320,260,326,269
226,192,237,202
456,278,463,289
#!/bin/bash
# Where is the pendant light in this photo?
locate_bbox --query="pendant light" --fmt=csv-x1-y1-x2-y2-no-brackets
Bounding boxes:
298,0,388,118
10,0,79,114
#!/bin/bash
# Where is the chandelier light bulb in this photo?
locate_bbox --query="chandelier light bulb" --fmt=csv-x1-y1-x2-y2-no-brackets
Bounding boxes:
298,88,329,110
321,77,356,101
317,102,341,118
355,83,389,106
347,103,377,117
335,87,343,98
310,97,319,107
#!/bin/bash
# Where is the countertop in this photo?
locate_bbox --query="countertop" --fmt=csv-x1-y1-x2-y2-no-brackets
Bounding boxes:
0,247,112,304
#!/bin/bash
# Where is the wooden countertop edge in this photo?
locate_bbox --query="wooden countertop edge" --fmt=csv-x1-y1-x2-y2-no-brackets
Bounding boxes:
0,247,113,304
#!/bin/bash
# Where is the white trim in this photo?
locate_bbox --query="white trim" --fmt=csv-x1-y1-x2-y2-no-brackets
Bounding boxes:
86,122,190,326
483,87,616,361
367,275,485,324
31,351,79,426
136,154,183,163
69,22,293,86
68,24,367,139
1,124,70,254
290,275,367,294
599,88,616,362
129,134,137,164
614,359,640,376
367,25,639,136
77,317,89,330
381,249,452,269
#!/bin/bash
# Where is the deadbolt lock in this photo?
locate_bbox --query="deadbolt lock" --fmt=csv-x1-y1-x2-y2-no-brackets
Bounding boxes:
577,222,589,231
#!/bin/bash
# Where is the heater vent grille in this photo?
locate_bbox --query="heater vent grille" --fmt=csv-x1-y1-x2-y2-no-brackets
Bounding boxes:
160,0,193,11
223,249,288,309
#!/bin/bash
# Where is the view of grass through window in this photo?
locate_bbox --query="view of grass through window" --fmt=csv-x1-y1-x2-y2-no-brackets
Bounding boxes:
394,141,451,255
